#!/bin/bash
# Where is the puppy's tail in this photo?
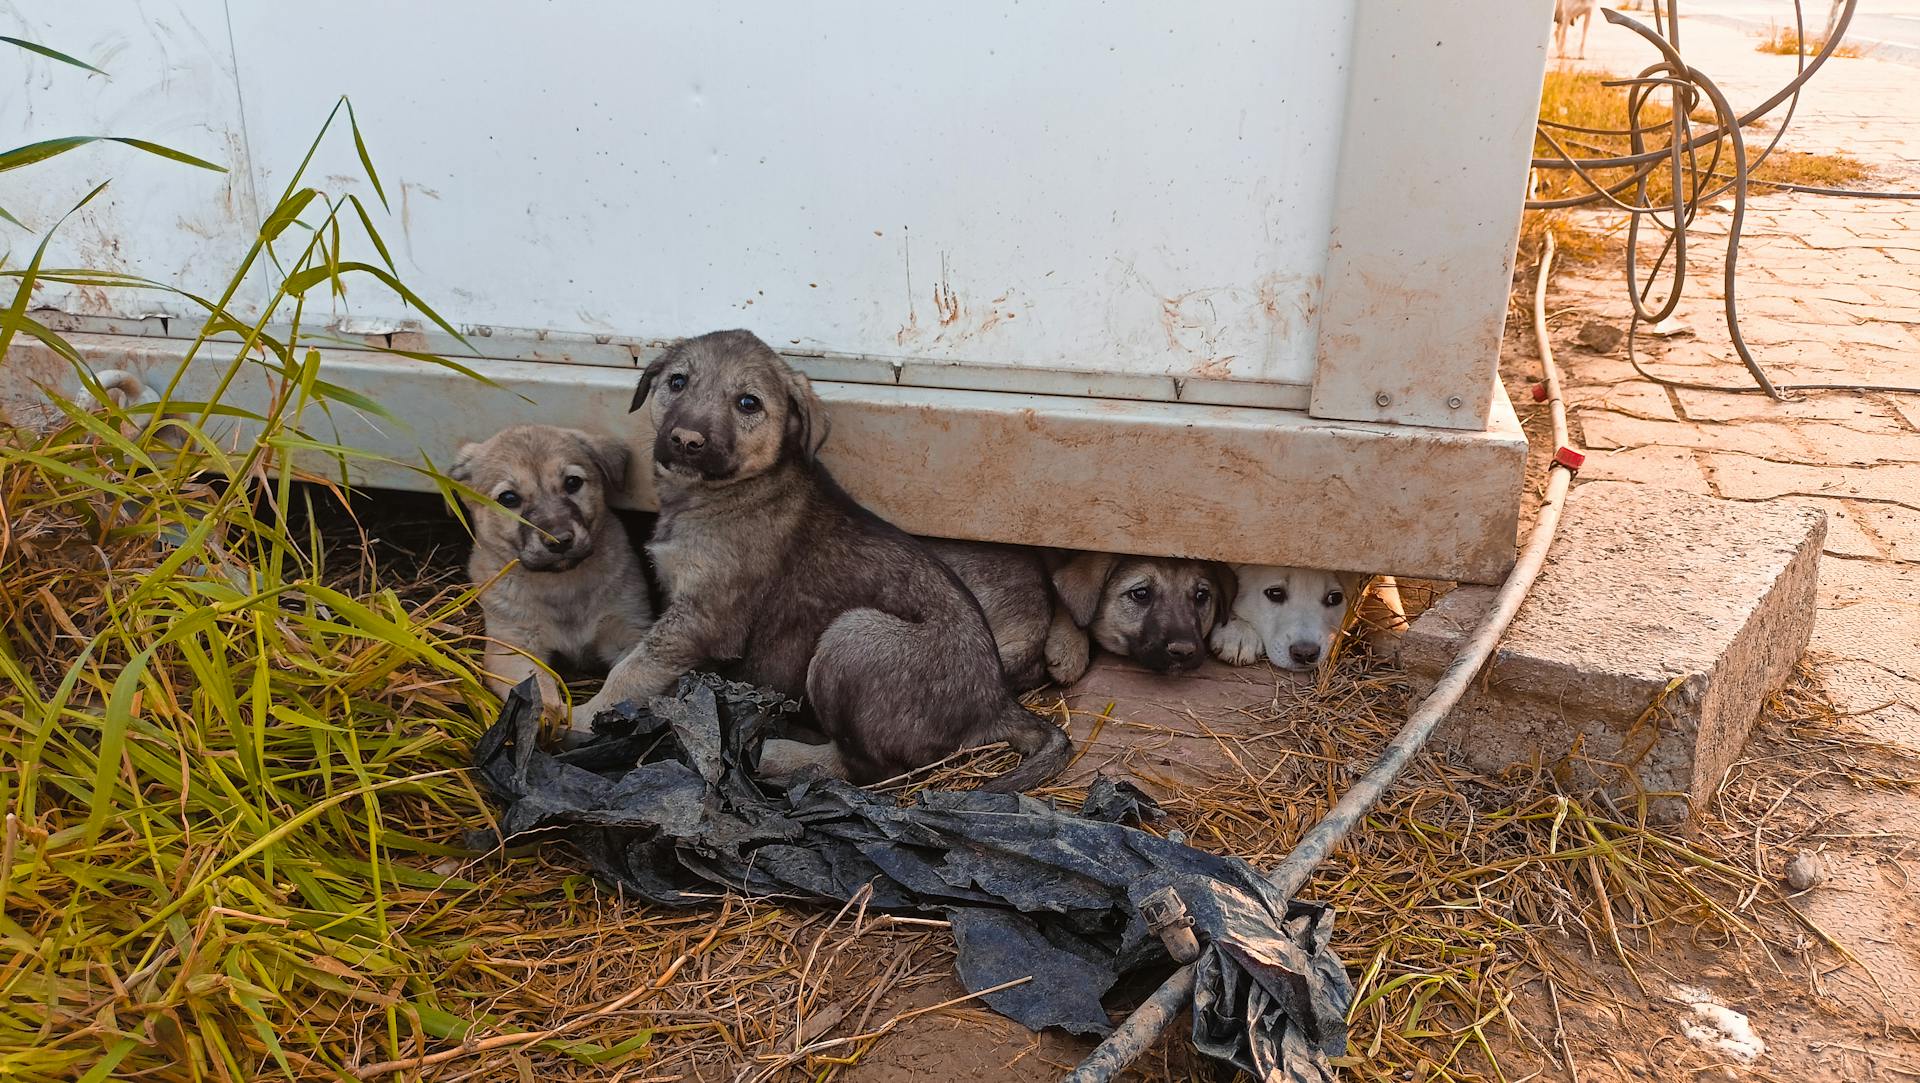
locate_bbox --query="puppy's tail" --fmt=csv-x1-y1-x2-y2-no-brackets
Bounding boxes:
975,706,1071,794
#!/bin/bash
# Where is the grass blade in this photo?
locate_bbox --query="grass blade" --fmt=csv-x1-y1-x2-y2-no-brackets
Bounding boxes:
0,136,93,172
0,135,224,174
1,35,108,75
260,187,320,244
0,181,108,364
343,98,389,211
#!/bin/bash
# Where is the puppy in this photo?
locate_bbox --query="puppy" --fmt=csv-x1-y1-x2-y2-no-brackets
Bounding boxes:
1554,0,1598,59
85,368,186,449
1210,567,1406,671
923,539,1092,691
572,330,1070,792
450,425,653,716
1049,553,1234,673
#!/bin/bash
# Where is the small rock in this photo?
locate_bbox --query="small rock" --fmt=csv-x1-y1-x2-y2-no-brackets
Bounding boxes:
1784,851,1825,892
1576,321,1625,354
1646,316,1693,338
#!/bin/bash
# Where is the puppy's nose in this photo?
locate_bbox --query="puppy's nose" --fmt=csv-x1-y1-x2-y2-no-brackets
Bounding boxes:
669,427,706,452
1166,640,1198,661
1289,643,1321,666
543,530,575,554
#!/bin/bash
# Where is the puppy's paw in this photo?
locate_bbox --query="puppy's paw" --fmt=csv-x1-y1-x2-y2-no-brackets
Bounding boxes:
1044,625,1091,686
565,694,608,742
1209,618,1264,666
758,738,848,783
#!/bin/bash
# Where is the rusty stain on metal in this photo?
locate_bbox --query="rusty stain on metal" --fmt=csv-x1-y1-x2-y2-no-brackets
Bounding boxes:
1145,271,1318,380
1190,355,1235,379
934,252,960,327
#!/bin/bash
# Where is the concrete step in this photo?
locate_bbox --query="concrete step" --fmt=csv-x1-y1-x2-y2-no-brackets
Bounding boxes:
1404,481,1827,822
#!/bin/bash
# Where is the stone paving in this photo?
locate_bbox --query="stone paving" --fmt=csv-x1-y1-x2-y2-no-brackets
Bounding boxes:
1554,11,1920,1054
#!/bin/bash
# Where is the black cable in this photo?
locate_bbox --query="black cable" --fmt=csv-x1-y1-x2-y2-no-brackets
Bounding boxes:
1529,0,1920,399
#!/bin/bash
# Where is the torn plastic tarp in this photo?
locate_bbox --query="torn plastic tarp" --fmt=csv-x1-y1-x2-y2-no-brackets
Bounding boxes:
471,675,1352,1082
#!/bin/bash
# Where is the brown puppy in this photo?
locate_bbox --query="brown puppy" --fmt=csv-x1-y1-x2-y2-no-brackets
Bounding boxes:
451,425,653,716
922,540,1093,691
571,330,1070,792
1051,553,1235,673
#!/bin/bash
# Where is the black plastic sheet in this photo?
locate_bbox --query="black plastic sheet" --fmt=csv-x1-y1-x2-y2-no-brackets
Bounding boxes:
472,675,1351,1082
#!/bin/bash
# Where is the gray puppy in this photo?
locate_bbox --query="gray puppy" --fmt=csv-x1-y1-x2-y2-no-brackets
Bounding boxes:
1051,553,1235,673
451,425,653,720
571,330,1070,792
923,540,1093,691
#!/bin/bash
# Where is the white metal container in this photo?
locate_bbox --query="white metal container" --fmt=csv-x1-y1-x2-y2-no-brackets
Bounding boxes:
1,0,1552,581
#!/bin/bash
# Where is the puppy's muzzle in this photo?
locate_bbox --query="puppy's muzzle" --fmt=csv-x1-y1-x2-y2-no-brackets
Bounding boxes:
654,423,729,479
1141,639,1204,673
519,522,592,572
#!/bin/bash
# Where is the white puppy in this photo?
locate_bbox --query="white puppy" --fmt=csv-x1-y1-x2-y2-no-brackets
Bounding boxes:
1210,567,1405,672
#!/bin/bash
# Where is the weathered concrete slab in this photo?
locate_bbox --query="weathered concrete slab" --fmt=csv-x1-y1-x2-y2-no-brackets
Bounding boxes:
1404,481,1826,820
2,334,1527,581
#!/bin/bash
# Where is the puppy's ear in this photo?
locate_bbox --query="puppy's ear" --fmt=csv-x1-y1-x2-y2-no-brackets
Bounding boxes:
576,431,632,491
1334,571,1369,603
632,341,684,413
1205,562,1238,628
1050,552,1117,628
448,441,483,487
783,366,831,465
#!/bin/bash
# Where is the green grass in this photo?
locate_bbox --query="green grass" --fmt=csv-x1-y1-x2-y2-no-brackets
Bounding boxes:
0,51,651,1073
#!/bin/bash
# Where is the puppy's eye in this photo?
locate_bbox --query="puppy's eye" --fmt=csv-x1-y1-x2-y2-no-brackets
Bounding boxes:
562,475,584,494
1193,586,1211,604
736,394,762,414
1324,590,1345,608
497,491,521,509
1125,585,1152,604
667,373,688,392
1264,586,1288,604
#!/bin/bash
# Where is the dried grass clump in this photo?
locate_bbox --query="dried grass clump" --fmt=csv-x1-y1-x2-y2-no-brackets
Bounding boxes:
1531,69,1874,214
1755,25,1869,58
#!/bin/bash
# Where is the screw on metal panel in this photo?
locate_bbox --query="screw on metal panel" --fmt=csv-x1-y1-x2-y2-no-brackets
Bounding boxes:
1448,396,1463,409
1374,392,1391,407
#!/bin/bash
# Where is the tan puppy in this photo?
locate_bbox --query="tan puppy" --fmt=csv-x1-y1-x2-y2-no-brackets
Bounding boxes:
1050,553,1235,673
450,425,653,716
